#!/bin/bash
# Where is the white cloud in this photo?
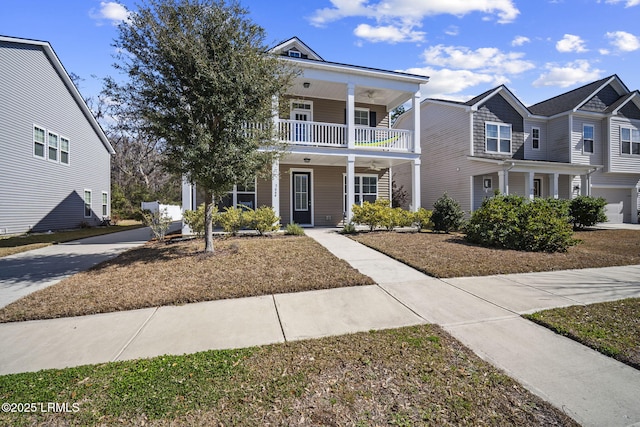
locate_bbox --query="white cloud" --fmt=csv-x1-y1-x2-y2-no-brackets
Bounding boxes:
404,67,503,100
422,44,535,75
511,36,530,46
556,34,588,53
444,26,459,36
532,60,603,88
90,2,129,25
605,31,640,52
605,0,640,7
354,23,425,43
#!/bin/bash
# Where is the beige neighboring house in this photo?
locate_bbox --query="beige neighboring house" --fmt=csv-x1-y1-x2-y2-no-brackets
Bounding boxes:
182,37,427,229
395,74,640,223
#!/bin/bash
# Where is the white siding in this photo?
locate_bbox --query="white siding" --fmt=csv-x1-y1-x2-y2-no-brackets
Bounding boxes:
523,119,548,161
608,117,640,174
548,116,570,163
571,116,604,166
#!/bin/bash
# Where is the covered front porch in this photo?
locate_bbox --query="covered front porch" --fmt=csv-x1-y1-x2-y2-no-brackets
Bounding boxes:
469,157,602,210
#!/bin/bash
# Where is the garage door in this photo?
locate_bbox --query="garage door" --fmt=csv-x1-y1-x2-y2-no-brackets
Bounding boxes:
591,188,631,223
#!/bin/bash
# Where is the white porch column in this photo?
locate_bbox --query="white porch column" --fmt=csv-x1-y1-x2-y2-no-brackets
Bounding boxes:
632,187,639,223
548,173,559,199
580,174,591,196
412,90,421,154
498,169,509,195
525,171,534,200
346,155,356,222
271,158,280,221
411,158,421,211
181,176,193,235
346,83,355,149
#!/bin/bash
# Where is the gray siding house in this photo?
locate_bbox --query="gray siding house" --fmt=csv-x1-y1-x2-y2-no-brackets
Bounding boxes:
395,75,640,223
0,36,114,234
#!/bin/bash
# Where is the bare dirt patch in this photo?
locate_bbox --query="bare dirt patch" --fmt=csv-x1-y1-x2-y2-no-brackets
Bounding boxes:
351,229,640,278
0,236,374,322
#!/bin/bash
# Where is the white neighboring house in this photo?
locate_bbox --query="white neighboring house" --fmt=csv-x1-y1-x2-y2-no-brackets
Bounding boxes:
395,74,640,223
0,36,114,234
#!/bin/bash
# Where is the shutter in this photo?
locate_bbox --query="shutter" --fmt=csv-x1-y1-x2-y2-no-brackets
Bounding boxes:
369,111,377,127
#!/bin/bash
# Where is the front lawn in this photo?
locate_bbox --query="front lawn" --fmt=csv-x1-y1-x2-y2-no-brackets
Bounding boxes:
0,224,144,258
525,298,640,369
0,236,374,322
0,325,577,426
351,229,640,278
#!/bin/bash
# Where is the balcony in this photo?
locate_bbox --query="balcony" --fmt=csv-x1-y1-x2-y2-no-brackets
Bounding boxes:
276,119,414,152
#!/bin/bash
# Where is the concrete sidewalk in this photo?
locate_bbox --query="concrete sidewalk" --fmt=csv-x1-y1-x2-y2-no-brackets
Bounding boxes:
0,227,639,426
0,223,180,308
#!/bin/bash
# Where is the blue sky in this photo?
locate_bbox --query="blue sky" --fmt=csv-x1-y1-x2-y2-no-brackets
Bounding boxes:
2,0,640,107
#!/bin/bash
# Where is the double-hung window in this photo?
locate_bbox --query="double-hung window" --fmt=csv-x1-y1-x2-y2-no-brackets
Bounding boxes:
621,127,640,155
34,126,46,158
532,127,540,150
48,132,59,162
583,125,594,154
84,190,92,218
60,137,70,164
102,192,109,217
486,122,511,153
354,108,370,126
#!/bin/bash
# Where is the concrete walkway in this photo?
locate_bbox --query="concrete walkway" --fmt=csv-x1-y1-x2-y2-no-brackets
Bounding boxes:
0,227,639,426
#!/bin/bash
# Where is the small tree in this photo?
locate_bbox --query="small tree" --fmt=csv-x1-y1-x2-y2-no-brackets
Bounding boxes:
142,208,172,241
570,195,608,230
432,193,464,233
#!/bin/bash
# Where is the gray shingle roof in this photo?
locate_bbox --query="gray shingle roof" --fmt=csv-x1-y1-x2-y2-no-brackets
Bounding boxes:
528,76,614,116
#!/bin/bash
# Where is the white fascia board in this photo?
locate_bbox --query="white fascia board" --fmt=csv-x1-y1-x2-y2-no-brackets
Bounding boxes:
467,156,603,174
573,75,618,112
611,92,639,115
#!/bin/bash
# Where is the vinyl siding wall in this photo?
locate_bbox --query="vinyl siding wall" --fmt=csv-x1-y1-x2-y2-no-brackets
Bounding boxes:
547,116,570,163
571,116,604,166
472,95,525,160
608,116,640,173
523,119,548,161
282,97,388,127
0,42,111,234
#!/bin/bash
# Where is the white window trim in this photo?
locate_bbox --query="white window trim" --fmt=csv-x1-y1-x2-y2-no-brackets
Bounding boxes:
60,136,70,165
354,107,370,127
620,126,640,156
343,173,379,213
531,127,540,150
47,131,59,163
33,125,46,159
84,189,92,218
583,124,595,155
485,122,512,154
290,168,314,226
287,49,301,58
101,191,109,218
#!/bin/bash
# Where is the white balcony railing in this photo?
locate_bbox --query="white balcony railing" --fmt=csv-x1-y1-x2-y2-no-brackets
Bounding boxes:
276,119,414,152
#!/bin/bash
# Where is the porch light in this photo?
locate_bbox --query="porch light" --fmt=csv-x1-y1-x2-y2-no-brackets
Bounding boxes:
303,82,311,88
303,158,311,163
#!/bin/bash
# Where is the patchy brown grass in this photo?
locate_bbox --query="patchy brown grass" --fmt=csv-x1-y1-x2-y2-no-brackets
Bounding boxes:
0,236,374,323
525,298,640,370
351,229,640,278
0,325,577,427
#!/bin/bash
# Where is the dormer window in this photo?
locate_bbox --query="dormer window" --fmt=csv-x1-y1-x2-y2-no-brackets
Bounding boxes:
288,50,301,58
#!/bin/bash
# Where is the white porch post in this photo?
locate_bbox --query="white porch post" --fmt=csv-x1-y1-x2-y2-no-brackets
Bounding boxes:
346,155,356,222
411,158,421,211
181,176,193,235
525,171,534,200
580,175,591,196
412,90,421,154
346,83,355,149
632,187,639,223
271,158,280,221
498,169,509,195
549,173,559,199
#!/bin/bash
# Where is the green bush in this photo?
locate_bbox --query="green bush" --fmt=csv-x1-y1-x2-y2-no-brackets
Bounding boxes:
182,203,210,236
351,199,389,231
570,195,608,229
218,206,246,235
465,195,577,253
244,206,280,235
413,208,433,230
142,208,172,242
285,223,305,236
340,222,358,234
432,193,465,233
380,207,414,230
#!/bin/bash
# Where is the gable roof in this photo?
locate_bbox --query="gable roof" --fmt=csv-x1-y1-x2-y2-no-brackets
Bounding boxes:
270,37,324,61
527,75,627,117
0,35,114,155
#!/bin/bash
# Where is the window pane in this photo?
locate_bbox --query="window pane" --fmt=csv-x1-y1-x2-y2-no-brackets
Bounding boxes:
34,127,45,143
632,129,640,142
499,125,511,139
622,141,631,154
584,126,594,139
532,128,539,138
500,139,510,153
61,138,69,151
354,110,369,126
633,143,640,155
584,140,593,153
487,138,498,152
621,128,631,141
34,143,45,157
486,124,498,138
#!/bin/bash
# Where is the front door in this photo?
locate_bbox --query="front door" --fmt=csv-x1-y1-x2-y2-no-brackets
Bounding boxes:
292,172,312,225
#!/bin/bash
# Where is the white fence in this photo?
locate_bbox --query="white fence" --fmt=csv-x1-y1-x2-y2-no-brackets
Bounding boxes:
141,201,183,221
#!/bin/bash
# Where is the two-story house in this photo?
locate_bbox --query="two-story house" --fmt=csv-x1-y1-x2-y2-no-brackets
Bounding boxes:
395,75,640,223
0,36,114,235
182,37,427,228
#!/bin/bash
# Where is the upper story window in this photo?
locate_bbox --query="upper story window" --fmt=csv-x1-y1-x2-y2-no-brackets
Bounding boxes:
583,124,594,154
621,127,640,155
287,49,301,58
354,108,370,126
486,122,511,153
33,126,46,158
60,137,70,165
532,127,540,150
48,131,59,162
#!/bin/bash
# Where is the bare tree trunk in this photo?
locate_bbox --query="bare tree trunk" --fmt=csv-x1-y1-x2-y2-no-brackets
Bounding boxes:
204,190,215,253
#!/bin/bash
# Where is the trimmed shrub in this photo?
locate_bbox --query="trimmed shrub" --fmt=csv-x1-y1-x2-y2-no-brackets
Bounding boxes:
182,203,208,236
432,193,465,233
285,223,305,236
413,208,433,231
465,195,523,248
351,199,389,231
380,207,414,230
244,206,280,235
218,206,246,235
570,195,608,229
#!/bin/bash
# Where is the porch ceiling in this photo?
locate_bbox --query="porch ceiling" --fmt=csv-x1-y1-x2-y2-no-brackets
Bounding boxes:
281,152,413,169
